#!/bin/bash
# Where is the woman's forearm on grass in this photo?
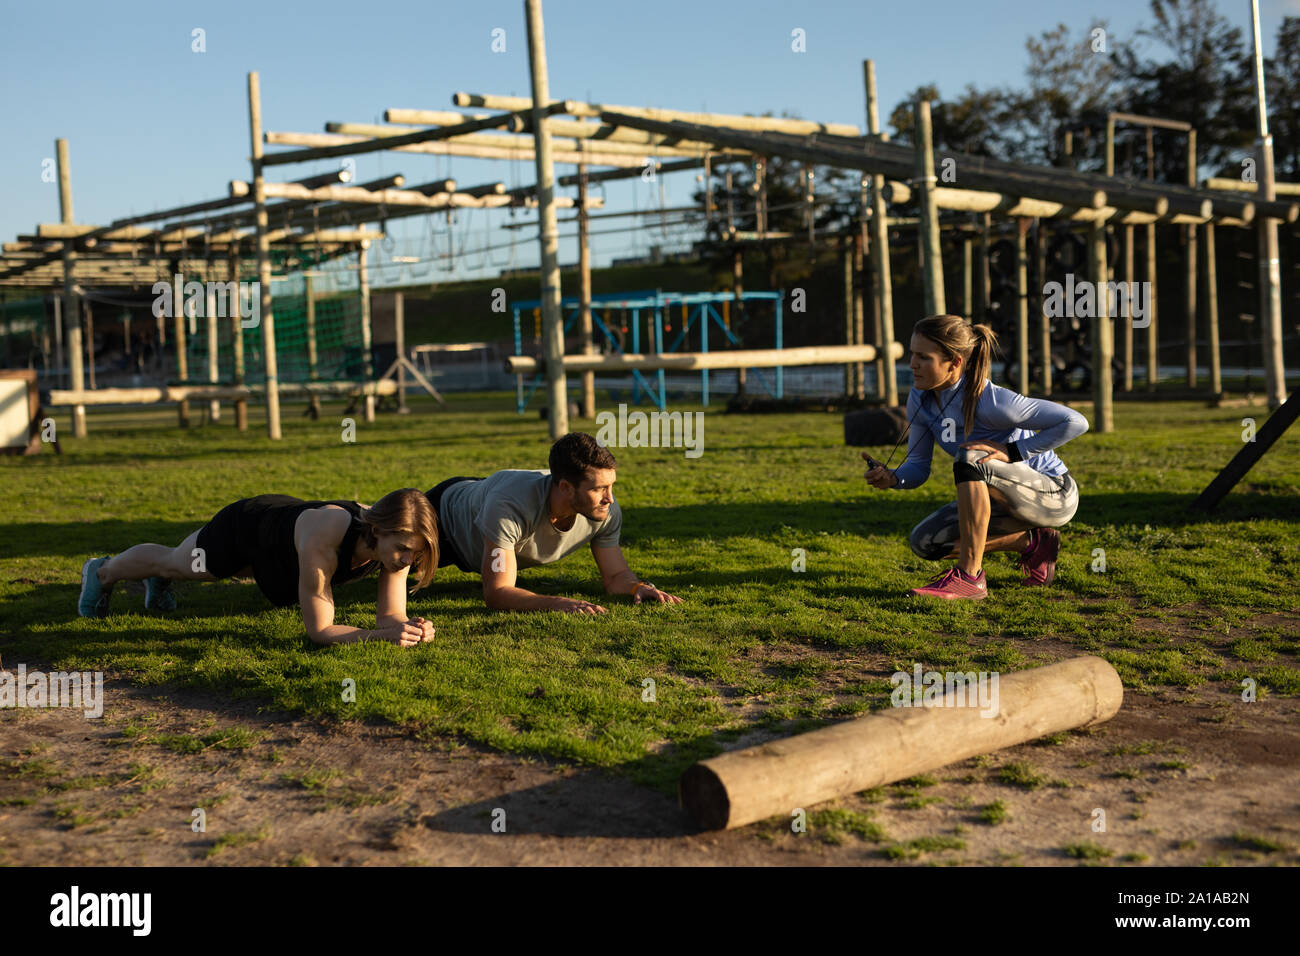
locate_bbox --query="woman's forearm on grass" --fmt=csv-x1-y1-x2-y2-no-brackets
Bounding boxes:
308,623,384,645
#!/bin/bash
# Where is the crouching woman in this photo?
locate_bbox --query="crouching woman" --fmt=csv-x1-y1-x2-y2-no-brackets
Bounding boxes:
864,314,1088,599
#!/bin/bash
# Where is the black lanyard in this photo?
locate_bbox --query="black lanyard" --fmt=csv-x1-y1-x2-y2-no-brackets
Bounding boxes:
880,380,962,471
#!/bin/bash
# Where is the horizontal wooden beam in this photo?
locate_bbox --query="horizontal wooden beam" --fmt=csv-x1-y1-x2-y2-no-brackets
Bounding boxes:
264,130,651,169
453,92,862,136
383,109,736,155
506,343,903,375
260,107,555,167
47,380,398,406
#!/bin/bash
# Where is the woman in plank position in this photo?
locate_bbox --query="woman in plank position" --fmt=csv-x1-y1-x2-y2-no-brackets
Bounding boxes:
78,489,439,645
864,314,1088,599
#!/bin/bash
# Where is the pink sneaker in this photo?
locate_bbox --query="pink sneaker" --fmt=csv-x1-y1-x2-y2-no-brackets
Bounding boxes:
1015,528,1061,586
910,567,987,600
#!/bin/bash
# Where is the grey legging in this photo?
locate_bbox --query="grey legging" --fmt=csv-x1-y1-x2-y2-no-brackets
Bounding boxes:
909,447,1080,560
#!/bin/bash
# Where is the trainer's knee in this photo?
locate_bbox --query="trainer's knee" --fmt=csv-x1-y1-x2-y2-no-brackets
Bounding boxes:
953,452,984,485
909,523,950,561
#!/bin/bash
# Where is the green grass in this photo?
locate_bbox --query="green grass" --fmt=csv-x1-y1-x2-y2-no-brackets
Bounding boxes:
1230,831,1290,853
978,800,1009,825
206,829,268,858
808,807,887,844
1063,841,1114,860
2,396,1298,794
883,834,967,859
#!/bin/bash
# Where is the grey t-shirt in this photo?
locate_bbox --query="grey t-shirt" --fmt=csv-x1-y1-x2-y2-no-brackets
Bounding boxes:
439,469,622,571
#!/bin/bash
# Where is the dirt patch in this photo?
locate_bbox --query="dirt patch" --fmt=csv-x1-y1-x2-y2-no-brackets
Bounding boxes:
1,664,1296,866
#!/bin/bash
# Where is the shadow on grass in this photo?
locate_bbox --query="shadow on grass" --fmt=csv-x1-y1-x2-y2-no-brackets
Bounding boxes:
8,488,1296,564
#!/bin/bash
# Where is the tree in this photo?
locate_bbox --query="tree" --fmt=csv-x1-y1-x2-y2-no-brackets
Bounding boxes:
1266,16,1300,179
1113,0,1256,182
887,83,1018,157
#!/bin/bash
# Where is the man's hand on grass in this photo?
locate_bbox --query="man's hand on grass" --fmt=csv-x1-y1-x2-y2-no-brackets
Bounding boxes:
556,597,607,615
633,582,683,606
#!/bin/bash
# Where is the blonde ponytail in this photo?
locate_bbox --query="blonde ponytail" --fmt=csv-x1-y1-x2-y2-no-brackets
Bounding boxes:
961,324,1000,438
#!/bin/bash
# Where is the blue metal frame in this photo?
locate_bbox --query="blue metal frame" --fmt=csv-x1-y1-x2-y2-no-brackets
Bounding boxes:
511,289,785,413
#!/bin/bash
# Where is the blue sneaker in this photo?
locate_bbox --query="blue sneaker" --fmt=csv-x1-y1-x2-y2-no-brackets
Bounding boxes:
144,577,177,612
79,557,114,617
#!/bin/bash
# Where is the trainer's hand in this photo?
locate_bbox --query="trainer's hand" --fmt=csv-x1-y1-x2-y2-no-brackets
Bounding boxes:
556,598,607,615
861,451,898,489
633,583,683,606
960,440,1009,464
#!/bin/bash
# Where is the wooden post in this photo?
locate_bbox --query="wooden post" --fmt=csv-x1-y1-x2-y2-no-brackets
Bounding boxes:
394,291,409,413
525,0,569,440
852,230,865,398
57,138,86,437
1185,128,1198,389
679,656,1123,831
248,71,282,440
228,243,247,431
1015,218,1029,395
842,240,854,396
206,287,220,421
1144,126,1159,393
174,292,190,427
1191,386,1300,511
1036,220,1052,394
52,295,65,388
1089,218,1115,432
914,99,945,316
977,213,990,322
305,274,321,420
358,243,375,423
1203,222,1222,397
865,61,897,406
1251,0,1286,409
732,248,746,396
1145,224,1159,391
577,162,595,419
1118,226,1133,392
84,300,97,391
962,237,973,320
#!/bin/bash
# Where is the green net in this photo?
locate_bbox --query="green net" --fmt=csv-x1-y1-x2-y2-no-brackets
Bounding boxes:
0,297,50,368
180,285,365,386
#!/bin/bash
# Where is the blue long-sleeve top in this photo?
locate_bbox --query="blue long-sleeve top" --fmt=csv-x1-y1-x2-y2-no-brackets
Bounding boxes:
891,378,1089,490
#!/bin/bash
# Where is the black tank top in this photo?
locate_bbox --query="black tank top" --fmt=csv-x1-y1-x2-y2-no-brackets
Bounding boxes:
235,495,380,607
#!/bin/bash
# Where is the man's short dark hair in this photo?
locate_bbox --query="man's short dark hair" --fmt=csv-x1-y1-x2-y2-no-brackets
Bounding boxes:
549,432,617,487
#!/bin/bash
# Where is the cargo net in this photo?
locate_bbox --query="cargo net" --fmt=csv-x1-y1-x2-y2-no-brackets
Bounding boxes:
0,296,52,369
181,281,365,387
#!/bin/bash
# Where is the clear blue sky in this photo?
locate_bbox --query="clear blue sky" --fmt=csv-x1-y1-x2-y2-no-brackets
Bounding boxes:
3,0,1296,285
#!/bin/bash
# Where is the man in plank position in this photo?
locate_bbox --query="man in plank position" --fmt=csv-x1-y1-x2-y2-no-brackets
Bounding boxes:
425,432,683,614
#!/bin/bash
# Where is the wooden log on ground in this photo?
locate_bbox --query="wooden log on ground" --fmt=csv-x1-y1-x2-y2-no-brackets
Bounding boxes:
679,655,1123,830
506,343,901,375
